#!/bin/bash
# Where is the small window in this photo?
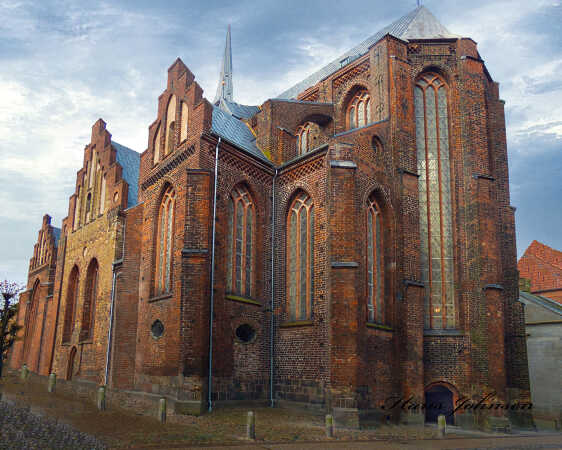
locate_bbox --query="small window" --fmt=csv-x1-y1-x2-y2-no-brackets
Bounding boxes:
235,324,256,343
151,319,164,339
346,89,371,130
296,122,313,155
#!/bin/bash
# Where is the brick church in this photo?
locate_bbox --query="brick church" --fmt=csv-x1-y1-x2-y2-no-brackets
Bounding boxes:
10,6,531,427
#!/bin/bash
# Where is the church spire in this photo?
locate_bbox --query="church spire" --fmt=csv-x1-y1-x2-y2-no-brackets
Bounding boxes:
213,25,233,104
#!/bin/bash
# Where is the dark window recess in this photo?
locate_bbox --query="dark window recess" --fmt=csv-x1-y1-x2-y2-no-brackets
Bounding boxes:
235,324,256,343
151,319,164,338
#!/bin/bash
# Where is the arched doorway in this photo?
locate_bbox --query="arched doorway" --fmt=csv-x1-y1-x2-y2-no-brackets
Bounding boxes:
425,384,454,424
66,346,77,380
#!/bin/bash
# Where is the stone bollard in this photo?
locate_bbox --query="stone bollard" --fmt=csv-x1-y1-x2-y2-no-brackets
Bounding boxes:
437,414,446,438
97,386,106,411
159,397,166,423
47,373,56,393
246,411,255,440
20,364,29,381
325,414,334,438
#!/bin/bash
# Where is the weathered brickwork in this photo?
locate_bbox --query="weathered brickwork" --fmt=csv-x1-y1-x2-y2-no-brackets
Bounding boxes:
10,6,530,428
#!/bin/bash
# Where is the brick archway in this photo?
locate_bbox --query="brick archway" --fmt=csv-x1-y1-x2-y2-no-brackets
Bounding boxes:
424,381,459,424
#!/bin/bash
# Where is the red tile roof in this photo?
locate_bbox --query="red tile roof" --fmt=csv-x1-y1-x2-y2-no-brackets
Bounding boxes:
518,241,562,298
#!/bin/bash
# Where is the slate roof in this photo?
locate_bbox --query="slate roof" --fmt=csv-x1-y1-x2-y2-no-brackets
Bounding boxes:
52,227,61,245
217,98,260,120
113,142,141,208
211,106,270,163
277,6,459,100
519,291,562,317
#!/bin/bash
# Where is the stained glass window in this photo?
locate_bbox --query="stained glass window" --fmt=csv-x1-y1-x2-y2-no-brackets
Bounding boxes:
415,73,455,329
296,123,313,155
347,89,371,130
227,186,254,297
287,192,314,321
367,197,384,323
156,186,175,295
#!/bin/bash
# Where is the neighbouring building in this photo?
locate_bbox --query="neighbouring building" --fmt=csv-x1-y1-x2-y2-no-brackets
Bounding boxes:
10,6,532,429
519,240,562,305
519,243,562,430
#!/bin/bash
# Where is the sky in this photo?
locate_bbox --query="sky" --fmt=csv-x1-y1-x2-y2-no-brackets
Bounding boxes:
1,0,561,285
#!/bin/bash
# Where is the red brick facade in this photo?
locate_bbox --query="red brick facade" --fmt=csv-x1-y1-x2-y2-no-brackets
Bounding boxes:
519,241,562,305
10,6,531,427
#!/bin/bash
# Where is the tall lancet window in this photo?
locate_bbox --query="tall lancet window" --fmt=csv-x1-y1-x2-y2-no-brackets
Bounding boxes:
367,196,384,323
226,185,254,297
415,73,455,329
287,192,314,321
156,186,175,295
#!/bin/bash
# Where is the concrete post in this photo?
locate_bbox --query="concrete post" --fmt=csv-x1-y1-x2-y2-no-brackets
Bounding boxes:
47,373,56,393
20,364,29,381
159,397,167,423
325,414,334,437
437,414,446,437
246,411,255,440
97,386,106,411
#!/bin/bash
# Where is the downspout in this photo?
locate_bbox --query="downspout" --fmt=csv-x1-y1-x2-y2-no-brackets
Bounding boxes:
269,168,278,407
208,136,221,412
49,239,66,375
105,214,126,386
104,268,117,386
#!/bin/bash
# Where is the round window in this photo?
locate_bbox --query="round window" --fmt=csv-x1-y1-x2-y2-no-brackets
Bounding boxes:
235,324,256,343
151,319,164,339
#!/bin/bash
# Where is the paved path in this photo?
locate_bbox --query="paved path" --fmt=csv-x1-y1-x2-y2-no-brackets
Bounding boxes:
174,434,562,449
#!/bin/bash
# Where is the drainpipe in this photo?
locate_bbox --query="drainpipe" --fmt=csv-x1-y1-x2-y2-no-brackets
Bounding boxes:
49,238,67,375
105,215,126,386
270,168,278,408
104,268,117,386
208,136,221,412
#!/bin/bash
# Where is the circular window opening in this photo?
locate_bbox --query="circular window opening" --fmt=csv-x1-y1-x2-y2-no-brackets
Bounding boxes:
151,319,164,339
235,324,256,343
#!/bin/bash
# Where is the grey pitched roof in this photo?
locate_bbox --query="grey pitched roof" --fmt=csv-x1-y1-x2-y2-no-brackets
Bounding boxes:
218,98,260,120
52,227,61,245
277,6,459,100
113,142,141,208
211,106,269,163
519,291,562,316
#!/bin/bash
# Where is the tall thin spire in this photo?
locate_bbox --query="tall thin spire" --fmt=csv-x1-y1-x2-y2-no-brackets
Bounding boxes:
213,25,233,104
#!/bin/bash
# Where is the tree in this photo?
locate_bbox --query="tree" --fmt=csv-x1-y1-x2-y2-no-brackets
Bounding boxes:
0,280,23,378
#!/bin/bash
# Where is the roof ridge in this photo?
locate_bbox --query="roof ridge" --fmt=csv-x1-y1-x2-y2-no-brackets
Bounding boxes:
276,6,457,100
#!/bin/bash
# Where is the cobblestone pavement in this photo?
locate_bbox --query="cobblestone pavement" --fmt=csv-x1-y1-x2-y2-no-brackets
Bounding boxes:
0,400,107,450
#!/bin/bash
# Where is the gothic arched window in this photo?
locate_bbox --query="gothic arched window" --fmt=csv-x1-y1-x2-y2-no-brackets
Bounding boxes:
155,186,175,295
180,102,189,142
287,192,314,321
226,185,254,297
367,196,384,323
80,259,98,341
153,124,162,164
296,123,312,155
62,266,79,343
164,95,177,156
347,89,371,130
415,72,455,329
